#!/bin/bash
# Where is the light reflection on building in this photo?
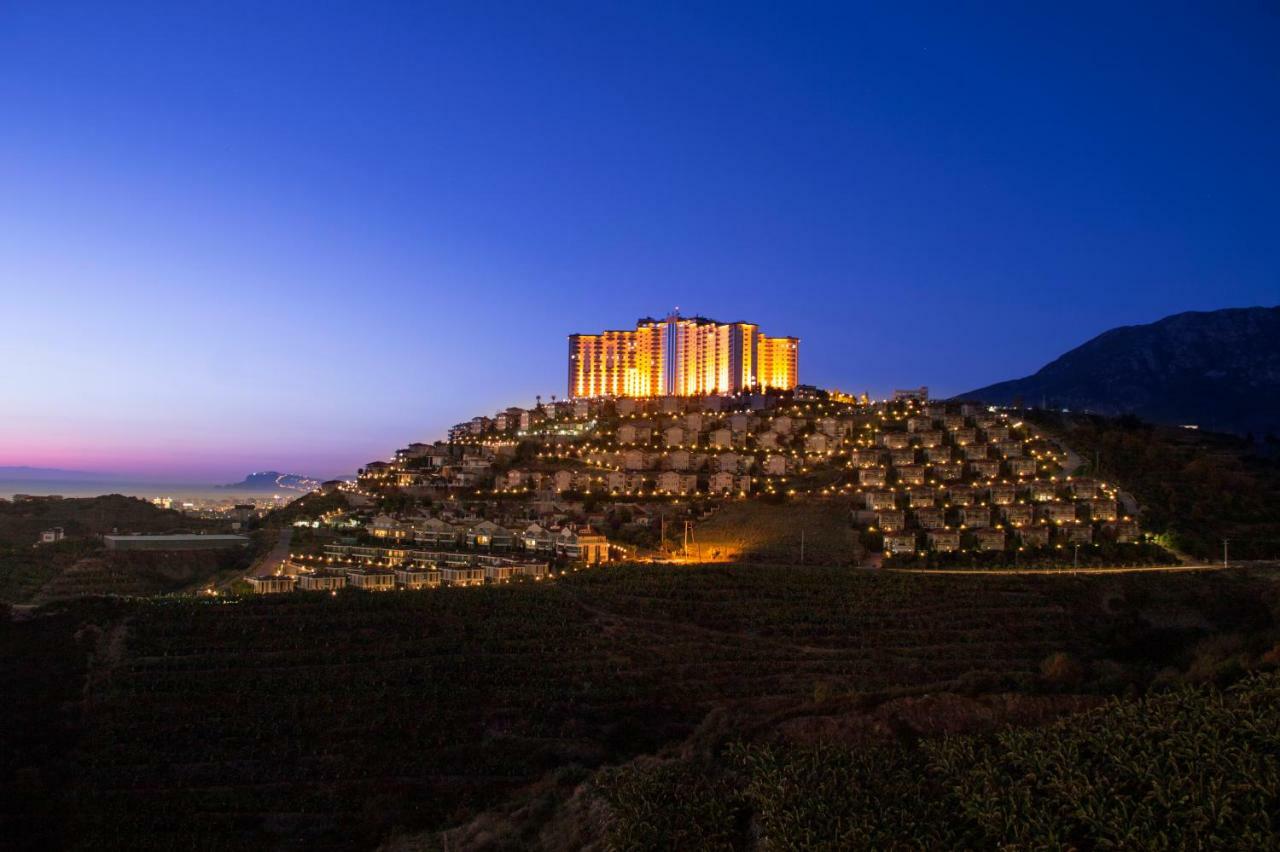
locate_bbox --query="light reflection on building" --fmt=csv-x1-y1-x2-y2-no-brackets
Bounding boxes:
568,311,798,398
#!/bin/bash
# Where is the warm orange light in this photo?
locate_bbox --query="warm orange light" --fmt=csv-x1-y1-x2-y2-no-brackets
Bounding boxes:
568,315,798,398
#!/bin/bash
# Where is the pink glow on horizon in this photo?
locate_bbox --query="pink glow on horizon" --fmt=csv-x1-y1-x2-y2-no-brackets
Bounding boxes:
1,439,369,482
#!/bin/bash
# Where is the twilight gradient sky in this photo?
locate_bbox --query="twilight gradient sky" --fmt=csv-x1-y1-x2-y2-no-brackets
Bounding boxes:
1,3,1277,481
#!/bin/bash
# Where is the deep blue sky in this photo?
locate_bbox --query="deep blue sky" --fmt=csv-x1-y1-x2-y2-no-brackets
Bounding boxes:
2,2,1277,479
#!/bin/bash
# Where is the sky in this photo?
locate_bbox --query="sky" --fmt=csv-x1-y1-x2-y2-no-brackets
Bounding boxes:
1,2,1277,481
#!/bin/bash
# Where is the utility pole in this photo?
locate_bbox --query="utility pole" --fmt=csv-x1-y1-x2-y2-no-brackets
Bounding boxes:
680,516,701,557
1073,544,1080,572
1223,538,1229,569
800,529,805,565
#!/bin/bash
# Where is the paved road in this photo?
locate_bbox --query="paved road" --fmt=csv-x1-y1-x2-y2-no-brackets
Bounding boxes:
1054,435,1140,517
884,562,1266,576
252,528,294,577
1059,441,1086,475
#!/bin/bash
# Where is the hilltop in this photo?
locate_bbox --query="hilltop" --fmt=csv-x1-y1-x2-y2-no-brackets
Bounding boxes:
963,306,1280,436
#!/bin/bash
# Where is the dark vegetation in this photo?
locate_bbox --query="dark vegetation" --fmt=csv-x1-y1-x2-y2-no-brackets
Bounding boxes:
599,673,1280,849
1031,410,1280,560
0,496,249,603
0,494,211,543
3,563,1278,849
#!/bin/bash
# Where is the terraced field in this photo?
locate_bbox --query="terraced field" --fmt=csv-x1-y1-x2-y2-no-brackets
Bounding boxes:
3,564,1278,849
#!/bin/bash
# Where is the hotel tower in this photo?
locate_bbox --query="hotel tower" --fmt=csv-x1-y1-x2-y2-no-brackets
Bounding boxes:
567,312,799,398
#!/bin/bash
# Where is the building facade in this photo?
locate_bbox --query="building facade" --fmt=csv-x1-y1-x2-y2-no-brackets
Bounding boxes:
567,312,798,398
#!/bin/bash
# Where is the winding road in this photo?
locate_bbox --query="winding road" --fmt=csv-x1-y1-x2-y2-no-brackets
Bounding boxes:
252,528,294,577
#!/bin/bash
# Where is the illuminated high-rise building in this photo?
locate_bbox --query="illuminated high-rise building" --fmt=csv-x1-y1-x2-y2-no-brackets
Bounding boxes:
568,312,799,398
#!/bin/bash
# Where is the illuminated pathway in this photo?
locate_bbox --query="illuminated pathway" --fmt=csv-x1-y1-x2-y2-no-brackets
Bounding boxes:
884,561,1279,576
252,528,294,577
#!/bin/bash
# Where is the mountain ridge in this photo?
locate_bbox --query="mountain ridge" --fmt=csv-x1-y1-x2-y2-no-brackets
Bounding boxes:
960,306,1280,436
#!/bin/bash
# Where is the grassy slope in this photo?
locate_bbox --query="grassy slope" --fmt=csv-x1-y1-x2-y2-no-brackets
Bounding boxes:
686,499,863,565
3,563,1277,849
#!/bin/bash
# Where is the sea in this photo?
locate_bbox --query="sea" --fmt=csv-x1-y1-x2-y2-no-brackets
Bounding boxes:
0,479,293,502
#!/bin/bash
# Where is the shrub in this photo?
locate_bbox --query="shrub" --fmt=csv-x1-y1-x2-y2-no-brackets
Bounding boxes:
1039,651,1084,689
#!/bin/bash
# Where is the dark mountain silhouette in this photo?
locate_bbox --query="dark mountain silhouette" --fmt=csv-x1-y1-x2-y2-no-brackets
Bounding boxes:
961,306,1280,437
218,471,321,492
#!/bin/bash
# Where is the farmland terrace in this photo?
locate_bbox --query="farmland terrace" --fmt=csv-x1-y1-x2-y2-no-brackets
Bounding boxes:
4,562,1279,849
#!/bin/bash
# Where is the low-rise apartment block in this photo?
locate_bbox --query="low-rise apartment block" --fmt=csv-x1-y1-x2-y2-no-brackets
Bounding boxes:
928,529,960,552
297,572,346,591
865,490,897,511
914,508,945,529
975,528,1006,551
395,567,441,589
969,460,1000,479
896,465,926,486
885,532,917,554
1000,504,1033,527
1008,458,1037,477
247,575,296,594
441,566,485,586
1018,526,1050,548
876,510,905,531
859,468,887,487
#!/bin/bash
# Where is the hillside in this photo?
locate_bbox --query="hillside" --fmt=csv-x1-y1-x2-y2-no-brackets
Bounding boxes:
1026,410,1280,560
2,564,1277,849
0,496,253,603
297,392,1173,580
596,672,1280,849
0,494,202,545
962,306,1280,436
